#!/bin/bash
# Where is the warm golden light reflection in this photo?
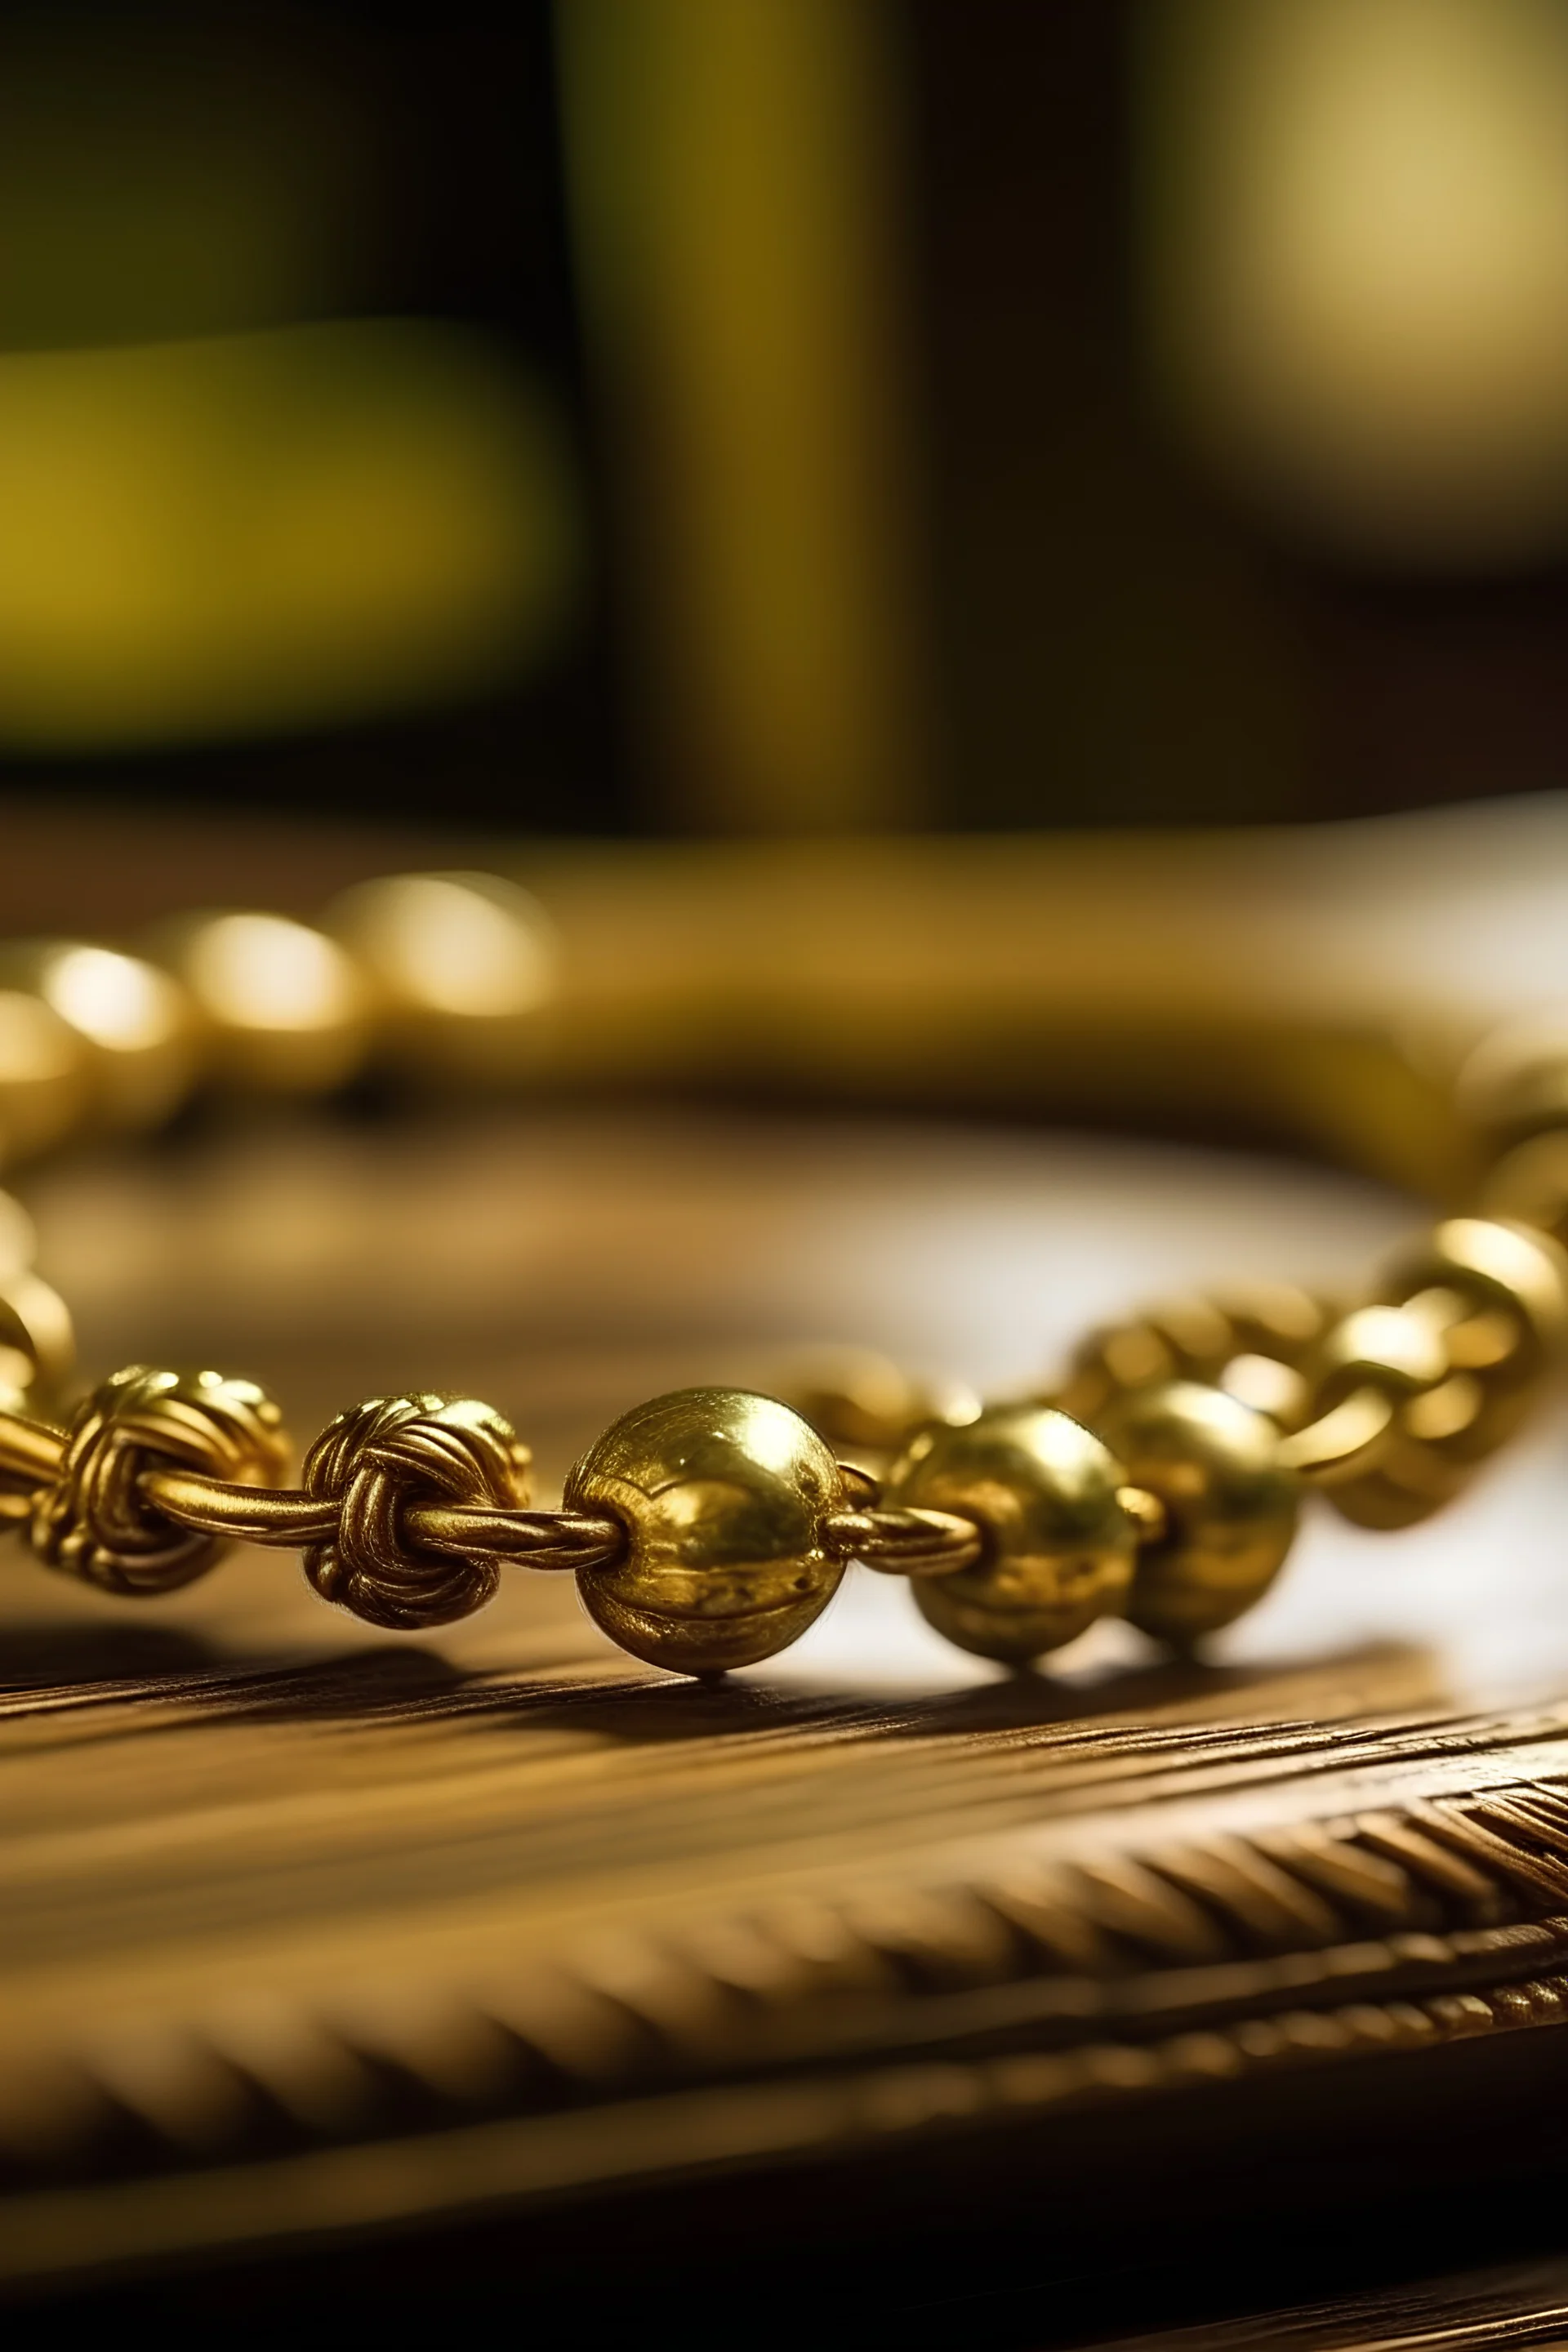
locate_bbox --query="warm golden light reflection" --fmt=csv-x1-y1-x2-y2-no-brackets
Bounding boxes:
42,947,184,1058
161,913,370,1094
336,876,555,1022
184,916,364,1036
0,322,582,749
23,945,198,1133
1143,0,1568,560
0,1267,75,1396
322,872,559,1080
0,993,89,1164
0,1193,33,1283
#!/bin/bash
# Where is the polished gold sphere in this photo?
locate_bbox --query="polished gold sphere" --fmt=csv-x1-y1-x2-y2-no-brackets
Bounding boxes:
884,1405,1136,1664
148,911,373,1095
565,1388,849,1674
0,942,198,1133
1094,1380,1299,1646
323,870,557,1082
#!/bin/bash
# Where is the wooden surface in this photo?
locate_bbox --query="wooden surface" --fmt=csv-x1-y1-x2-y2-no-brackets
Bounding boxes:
6,1105,1568,2339
5,801,1568,2338
1099,2259,1568,2349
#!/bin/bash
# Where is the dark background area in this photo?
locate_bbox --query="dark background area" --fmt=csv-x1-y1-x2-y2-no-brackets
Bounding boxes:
5,0,1568,835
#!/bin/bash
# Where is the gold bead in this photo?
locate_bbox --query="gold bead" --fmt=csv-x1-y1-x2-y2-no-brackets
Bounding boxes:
0,1271,74,1403
884,1405,1137,1664
323,871,556,1082
0,942,198,1134
147,911,373,1094
0,1192,35,1280
1481,1130,1568,1250
564,1388,849,1674
1094,1381,1300,1646
0,987,91,1165
780,1346,980,1455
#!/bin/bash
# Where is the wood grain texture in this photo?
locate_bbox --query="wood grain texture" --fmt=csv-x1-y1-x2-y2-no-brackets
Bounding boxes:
1098,2259,1568,2349
1,1101,1566,2305
2,802,1568,2322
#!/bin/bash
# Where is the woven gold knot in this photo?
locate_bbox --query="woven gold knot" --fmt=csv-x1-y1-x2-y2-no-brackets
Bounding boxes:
301,1393,530,1629
33,1365,289,1594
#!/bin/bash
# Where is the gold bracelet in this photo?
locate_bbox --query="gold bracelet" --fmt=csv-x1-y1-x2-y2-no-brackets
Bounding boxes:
1,870,1566,1679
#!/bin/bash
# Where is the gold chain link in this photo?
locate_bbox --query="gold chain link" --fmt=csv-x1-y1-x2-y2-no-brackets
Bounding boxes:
0,871,1564,1675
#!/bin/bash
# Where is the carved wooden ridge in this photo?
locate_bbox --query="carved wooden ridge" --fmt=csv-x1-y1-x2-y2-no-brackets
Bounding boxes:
7,1635,1568,2290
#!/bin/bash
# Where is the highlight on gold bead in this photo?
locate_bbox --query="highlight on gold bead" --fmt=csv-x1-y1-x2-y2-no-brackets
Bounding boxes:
885,1405,1139,1664
323,871,558,1080
0,942,198,1132
150,910,373,1094
1481,1130,1568,1250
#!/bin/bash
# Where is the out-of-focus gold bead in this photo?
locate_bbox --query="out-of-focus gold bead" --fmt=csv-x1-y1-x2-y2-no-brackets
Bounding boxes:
1094,1380,1300,1646
1308,1303,1448,1413
0,1197,38,1416
0,942,198,1132
1054,1287,1327,1428
0,1192,34,1281
0,988,91,1165
1321,1427,1472,1531
0,1271,74,1402
781,1346,980,1455
148,911,373,1094
1385,1217,1568,1456
1324,1217,1568,1527
565,1388,849,1673
884,1405,1137,1664
323,871,556,1082
1455,1007,1568,1151
1481,1131,1568,1250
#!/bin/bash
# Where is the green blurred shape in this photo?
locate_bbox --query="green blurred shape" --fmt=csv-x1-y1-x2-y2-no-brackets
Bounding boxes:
0,322,583,750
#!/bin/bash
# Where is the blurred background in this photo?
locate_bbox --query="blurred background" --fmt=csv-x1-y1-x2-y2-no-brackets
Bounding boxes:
10,0,1568,841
